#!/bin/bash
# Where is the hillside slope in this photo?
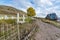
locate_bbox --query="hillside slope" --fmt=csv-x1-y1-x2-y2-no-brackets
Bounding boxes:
34,19,60,40
0,5,26,16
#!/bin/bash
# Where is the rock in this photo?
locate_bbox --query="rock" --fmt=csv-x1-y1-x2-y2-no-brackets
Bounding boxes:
46,13,58,20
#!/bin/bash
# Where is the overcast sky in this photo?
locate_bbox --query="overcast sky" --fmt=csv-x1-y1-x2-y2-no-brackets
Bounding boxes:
0,0,60,17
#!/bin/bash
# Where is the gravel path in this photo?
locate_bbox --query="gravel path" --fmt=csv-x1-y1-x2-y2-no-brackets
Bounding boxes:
35,20,60,40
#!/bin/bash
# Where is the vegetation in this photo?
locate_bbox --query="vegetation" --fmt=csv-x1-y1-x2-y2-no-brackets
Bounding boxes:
0,17,37,40
20,20,38,40
27,7,36,17
0,5,26,16
0,5,37,40
0,19,16,24
25,17,32,23
41,19,60,28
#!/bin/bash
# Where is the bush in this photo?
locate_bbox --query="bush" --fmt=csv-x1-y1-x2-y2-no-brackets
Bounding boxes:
25,17,32,23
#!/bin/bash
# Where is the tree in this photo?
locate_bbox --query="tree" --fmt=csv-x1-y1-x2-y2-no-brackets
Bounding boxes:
27,7,36,17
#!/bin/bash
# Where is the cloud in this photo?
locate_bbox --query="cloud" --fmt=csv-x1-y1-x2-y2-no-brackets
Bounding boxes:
40,0,53,6
0,0,60,17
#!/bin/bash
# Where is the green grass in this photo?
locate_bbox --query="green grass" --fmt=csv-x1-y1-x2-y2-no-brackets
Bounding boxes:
0,19,16,24
25,17,34,23
0,32,4,37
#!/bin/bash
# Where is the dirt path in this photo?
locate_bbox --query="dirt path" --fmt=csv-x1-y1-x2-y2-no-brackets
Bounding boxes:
35,20,60,40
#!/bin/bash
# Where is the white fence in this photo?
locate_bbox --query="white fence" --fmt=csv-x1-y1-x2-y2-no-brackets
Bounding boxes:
0,13,26,24
0,13,26,40
17,13,25,24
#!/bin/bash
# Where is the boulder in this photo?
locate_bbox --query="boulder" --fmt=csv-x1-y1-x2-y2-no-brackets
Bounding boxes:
46,13,58,20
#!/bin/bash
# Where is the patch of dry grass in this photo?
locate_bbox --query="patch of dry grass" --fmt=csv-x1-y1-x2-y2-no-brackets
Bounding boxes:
41,19,60,28
0,18,38,40
19,20,38,40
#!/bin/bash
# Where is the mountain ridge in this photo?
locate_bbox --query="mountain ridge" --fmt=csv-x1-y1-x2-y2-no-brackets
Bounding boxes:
0,5,26,16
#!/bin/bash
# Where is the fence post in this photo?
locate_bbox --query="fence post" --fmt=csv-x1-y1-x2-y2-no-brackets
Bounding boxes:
5,15,8,19
23,14,25,22
17,24,20,40
17,13,19,24
3,24,5,40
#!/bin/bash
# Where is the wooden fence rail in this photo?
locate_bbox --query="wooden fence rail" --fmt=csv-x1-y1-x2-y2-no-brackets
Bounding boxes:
0,24,20,40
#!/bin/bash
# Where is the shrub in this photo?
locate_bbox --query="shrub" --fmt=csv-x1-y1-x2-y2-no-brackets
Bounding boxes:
25,17,32,23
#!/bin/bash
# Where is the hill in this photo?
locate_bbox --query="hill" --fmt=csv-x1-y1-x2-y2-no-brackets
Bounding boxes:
34,19,60,40
0,5,26,16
